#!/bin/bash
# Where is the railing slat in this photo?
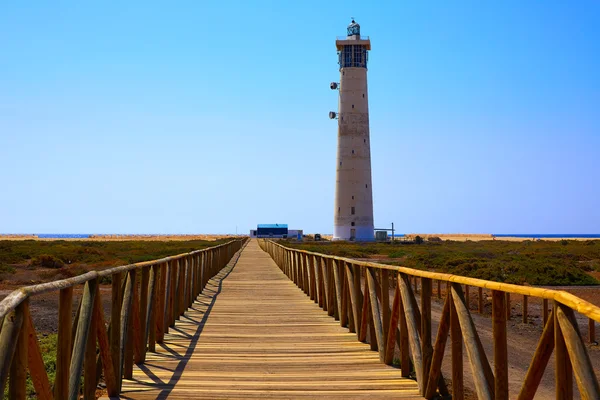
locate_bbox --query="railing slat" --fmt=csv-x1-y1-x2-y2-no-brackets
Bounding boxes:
139,266,150,362
94,287,118,397
367,267,385,362
359,277,371,343
398,273,424,393
147,264,158,353
556,304,600,399
451,283,494,400
449,286,464,400
384,282,400,365
119,270,135,387
56,287,73,398
555,301,574,399
492,290,509,400
517,310,555,400
397,280,410,378
25,303,53,400
344,263,360,335
69,279,97,400
380,269,390,349
421,278,433,390
84,280,98,400
424,295,450,399
332,260,343,324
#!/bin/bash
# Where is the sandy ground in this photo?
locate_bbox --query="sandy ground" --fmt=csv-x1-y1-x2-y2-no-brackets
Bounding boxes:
405,234,598,242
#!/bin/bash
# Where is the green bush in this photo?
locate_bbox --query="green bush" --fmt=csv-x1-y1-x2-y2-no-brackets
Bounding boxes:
31,254,64,269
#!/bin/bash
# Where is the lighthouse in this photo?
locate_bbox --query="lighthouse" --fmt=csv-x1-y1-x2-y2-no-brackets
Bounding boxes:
330,20,374,241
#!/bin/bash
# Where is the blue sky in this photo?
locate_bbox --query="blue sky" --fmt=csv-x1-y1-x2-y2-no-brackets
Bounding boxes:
1,1,599,234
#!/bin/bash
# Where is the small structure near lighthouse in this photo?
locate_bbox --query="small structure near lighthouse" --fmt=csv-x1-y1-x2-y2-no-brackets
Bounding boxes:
330,19,374,241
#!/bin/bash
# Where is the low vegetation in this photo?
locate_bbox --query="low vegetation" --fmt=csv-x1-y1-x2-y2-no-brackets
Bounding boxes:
282,239,600,286
0,239,230,284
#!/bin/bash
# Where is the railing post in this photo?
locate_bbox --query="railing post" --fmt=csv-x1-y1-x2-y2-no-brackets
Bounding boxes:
449,283,464,400
147,264,158,353
139,266,150,361
70,279,97,400
492,290,509,400
56,287,73,398
421,278,432,389
119,270,135,388
9,300,28,400
554,301,573,399
84,282,98,400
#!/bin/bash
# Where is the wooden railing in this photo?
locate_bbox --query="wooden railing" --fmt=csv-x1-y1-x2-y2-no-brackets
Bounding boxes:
260,240,600,400
0,238,246,400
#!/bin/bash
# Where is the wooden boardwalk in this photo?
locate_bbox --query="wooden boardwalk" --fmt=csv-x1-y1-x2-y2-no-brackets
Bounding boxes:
103,240,422,399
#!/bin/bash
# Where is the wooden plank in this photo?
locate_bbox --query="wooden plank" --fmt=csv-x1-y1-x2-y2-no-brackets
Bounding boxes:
93,288,118,397
70,279,97,400
591,318,597,344
56,287,73,399
517,310,555,400
522,295,528,324
9,300,29,400
492,290,508,400
451,283,493,400
556,304,600,399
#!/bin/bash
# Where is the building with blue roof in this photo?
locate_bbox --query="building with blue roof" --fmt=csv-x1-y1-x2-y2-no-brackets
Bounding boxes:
249,224,303,239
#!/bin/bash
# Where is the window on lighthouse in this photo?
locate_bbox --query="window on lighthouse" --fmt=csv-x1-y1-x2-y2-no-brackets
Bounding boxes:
351,207,355,215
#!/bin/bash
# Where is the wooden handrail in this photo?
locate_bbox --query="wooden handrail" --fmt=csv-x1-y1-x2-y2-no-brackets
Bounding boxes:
0,238,247,399
261,239,600,400
265,241,600,323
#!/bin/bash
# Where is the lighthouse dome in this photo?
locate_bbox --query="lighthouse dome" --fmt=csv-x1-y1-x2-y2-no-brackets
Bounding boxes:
347,19,360,36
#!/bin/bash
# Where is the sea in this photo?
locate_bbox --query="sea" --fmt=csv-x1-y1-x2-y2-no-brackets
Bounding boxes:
4,233,600,239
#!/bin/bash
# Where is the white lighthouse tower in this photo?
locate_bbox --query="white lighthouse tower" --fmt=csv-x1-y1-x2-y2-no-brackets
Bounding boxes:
330,19,374,241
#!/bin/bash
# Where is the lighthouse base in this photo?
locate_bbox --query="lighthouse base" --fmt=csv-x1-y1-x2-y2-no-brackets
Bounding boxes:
333,225,374,242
